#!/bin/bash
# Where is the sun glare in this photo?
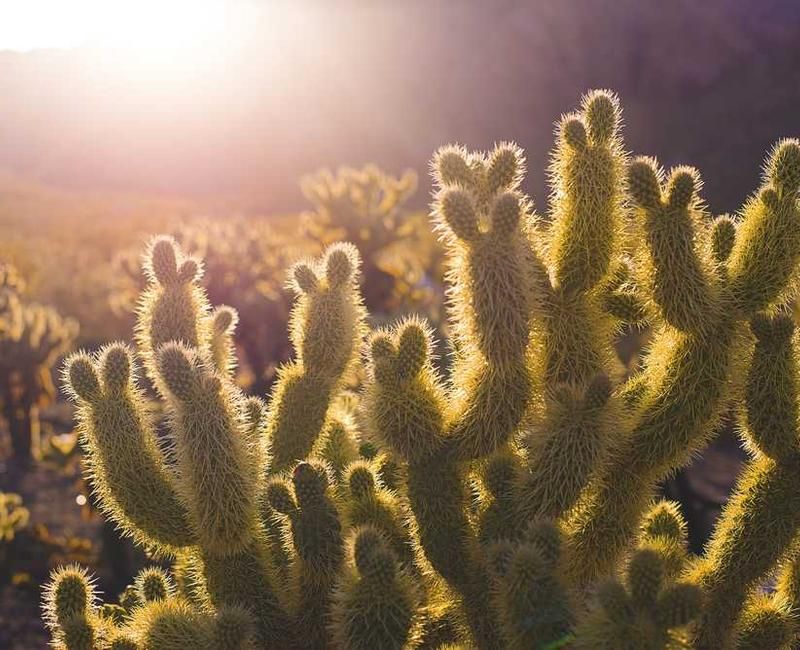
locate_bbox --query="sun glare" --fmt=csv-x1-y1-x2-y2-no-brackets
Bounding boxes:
0,1,234,59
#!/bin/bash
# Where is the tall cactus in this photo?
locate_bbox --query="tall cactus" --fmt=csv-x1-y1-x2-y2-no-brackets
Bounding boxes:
43,92,800,650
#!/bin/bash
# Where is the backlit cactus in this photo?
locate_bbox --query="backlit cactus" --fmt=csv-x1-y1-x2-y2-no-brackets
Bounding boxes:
43,91,800,649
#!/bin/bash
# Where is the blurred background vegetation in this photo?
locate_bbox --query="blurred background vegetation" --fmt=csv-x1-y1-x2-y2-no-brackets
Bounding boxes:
0,1,798,646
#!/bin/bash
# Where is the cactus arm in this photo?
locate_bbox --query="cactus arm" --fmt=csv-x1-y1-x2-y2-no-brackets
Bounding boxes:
364,319,501,643
156,343,256,556
691,314,800,648
363,320,447,464
268,461,344,649
266,244,366,473
209,305,239,378
330,527,418,650
549,90,625,295
518,375,612,520
132,598,213,649
65,346,194,551
41,565,99,650
733,594,795,650
566,320,743,585
135,236,211,388
430,143,540,460
572,547,701,649
315,416,360,486
489,522,574,649
628,158,719,333
517,91,627,524
728,140,800,314
406,454,502,647
342,460,413,567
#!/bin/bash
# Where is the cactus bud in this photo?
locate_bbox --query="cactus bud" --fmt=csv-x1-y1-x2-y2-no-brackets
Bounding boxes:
598,579,633,620
627,548,664,607
326,245,356,289
524,520,562,567
440,189,479,241
292,461,329,505
266,480,296,515
584,90,618,144
711,215,736,263
212,306,237,334
135,567,174,602
490,192,521,237
347,462,376,498
67,355,102,402
353,527,395,581
628,158,662,209
667,167,698,210
768,138,800,194
156,343,197,401
640,501,686,544
655,582,702,628
487,143,522,193
396,321,428,380
100,344,131,394
561,117,587,151
292,263,319,294
434,146,473,188
42,565,95,630
149,237,179,285
760,187,779,210
177,258,201,284
486,540,516,578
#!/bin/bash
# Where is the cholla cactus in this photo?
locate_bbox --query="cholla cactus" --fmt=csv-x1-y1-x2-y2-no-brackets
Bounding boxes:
0,263,78,464
301,164,439,314
110,216,315,395
0,491,29,548
44,91,800,650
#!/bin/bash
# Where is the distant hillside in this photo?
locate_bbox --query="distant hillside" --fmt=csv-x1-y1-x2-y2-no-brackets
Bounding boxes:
0,0,798,214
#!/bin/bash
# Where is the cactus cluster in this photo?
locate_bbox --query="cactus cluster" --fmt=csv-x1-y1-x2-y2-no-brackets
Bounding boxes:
110,216,315,395
45,91,800,649
301,164,439,314
0,263,78,463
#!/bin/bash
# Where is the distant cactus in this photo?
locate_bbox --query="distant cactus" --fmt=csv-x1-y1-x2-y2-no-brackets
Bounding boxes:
0,263,78,464
0,491,30,576
301,164,440,315
43,91,800,649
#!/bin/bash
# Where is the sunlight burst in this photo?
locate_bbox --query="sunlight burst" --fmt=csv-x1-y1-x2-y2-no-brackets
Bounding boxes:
0,0,233,57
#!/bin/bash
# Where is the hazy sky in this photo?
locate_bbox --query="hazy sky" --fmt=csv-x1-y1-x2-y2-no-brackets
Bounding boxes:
0,1,798,214
0,1,254,51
